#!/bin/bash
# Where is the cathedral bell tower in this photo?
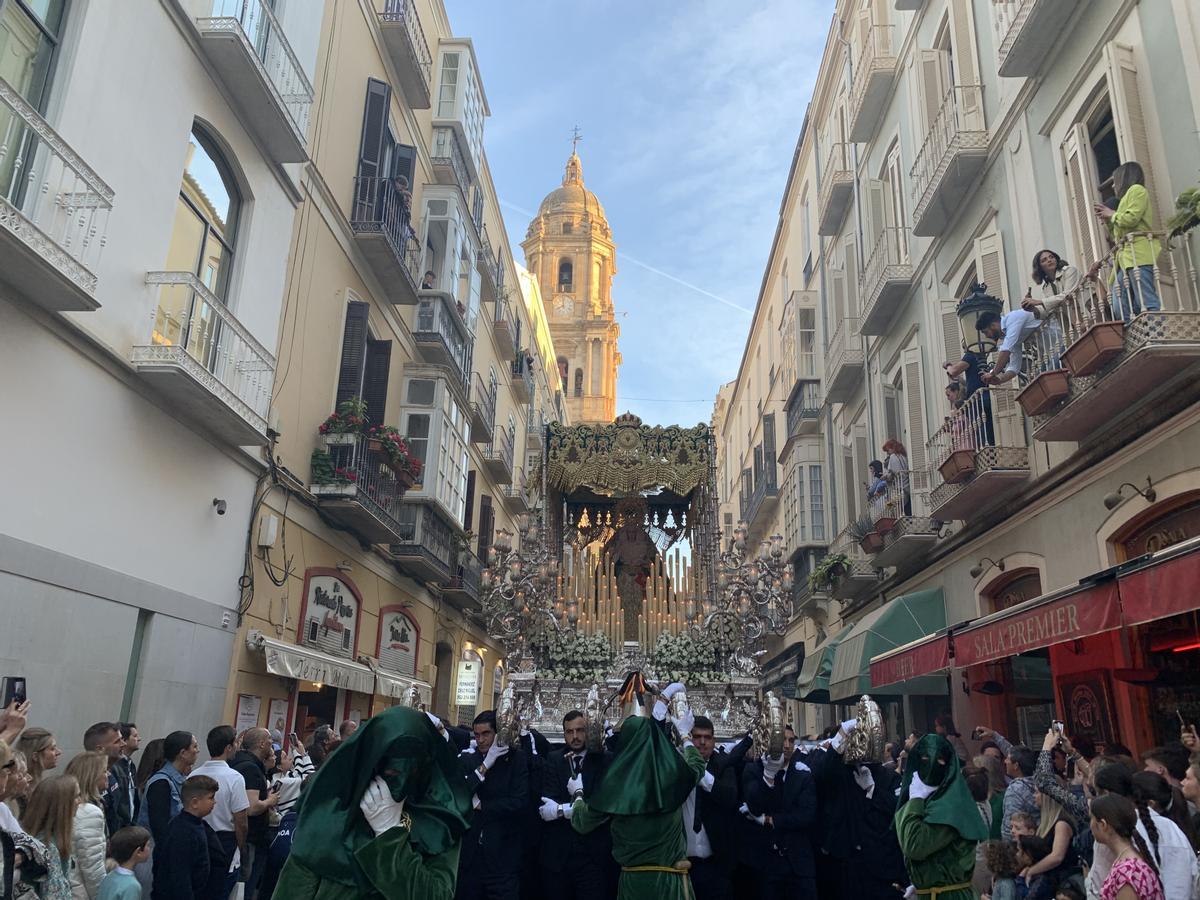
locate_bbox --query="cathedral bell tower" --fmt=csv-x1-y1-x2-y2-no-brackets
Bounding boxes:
522,149,621,424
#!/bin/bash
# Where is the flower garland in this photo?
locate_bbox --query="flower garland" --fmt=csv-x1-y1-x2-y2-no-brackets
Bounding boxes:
651,631,725,683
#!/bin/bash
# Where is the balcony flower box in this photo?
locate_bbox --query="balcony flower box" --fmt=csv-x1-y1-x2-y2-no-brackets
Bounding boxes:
1017,370,1070,417
1062,322,1125,377
874,515,898,535
938,449,976,485
860,531,886,554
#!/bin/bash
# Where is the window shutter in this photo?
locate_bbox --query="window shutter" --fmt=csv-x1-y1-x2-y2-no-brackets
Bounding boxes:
856,8,873,66
916,50,949,132
947,0,982,128
864,179,888,255
903,348,929,492
882,388,902,445
336,301,370,407
842,447,858,522
1062,123,1105,270
1104,42,1161,222
974,232,1009,306
941,301,962,365
831,265,847,324
854,431,870,503
763,413,777,471
357,79,391,181
844,236,859,317
464,470,476,531
476,495,494,560
362,339,391,427
391,143,416,186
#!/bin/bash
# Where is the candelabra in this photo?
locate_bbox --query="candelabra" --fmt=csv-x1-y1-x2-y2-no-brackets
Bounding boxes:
688,521,793,668
479,514,563,666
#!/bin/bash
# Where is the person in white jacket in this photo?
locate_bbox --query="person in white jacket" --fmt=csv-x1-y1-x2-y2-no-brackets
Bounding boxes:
64,751,110,899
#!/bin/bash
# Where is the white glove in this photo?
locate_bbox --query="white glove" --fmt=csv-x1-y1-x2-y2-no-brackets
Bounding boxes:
739,802,766,826
699,770,716,792
472,794,481,810
661,682,686,700
538,796,560,822
482,741,509,770
652,698,669,721
359,777,405,835
830,718,859,754
672,709,695,738
561,801,574,820
567,773,584,797
426,712,450,741
762,753,785,782
907,772,937,801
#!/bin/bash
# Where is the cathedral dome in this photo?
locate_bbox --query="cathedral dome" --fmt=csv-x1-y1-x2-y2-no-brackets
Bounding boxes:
536,151,608,224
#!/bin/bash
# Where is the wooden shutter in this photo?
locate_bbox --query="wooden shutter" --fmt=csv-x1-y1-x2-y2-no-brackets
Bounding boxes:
882,388,902,445
361,339,391,426
842,446,858,522
903,347,929,492
391,143,416,186
974,233,1009,305
831,265,847,324
941,301,963,365
1104,42,1161,223
1062,123,1105,270
476,495,494,560
856,8,873,66
763,413,777,474
854,431,870,503
947,0,983,129
915,50,949,132
357,79,391,181
844,236,859,317
463,470,476,532
871,0,892,53
865,179,888,253
336,301,370,407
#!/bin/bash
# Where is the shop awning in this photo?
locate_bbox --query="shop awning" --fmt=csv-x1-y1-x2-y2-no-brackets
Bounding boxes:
870,630,951,690
829,589,948,701
796,630,845,703
247,630,375,694
952,580,1121,668
762,643,805,698
372,666,434,707
1116,537,1200,627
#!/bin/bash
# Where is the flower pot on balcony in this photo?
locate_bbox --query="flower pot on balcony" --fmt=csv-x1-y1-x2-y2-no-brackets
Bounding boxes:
367,437,384,453
394,468,417,492
938,449,976,485
873,516,897,535
1062,322,1125,377
859,532,885,554
1017,369,1071,417
322,432,358,447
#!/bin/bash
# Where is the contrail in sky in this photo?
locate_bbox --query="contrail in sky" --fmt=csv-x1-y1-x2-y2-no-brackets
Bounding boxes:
499,199,753,315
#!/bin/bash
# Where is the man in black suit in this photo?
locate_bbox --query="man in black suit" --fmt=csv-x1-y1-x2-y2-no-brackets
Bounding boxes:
537,710,614,900
456,710,529,900
681,715,741,900
740,725,819,900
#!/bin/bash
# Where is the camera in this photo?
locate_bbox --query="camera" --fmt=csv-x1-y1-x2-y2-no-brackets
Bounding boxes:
212,498,227,516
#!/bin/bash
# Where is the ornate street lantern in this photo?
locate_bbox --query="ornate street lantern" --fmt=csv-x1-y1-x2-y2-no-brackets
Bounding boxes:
955,281,1004,355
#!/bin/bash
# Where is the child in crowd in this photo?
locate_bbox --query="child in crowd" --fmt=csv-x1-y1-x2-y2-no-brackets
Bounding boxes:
1054,884,1085,900
981,840,1022,900
99,825,151,900
152,775,229,900
1017,834,1056,900
1010,811,1036,839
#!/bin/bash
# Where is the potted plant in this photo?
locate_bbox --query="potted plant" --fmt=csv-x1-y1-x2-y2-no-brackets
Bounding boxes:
1061,321,1125,377
1167,186,1200,237
938,440,976,485
366,425,423,488
873,500,898,535
318,397,369,445
1016,368,1071,417
848,514,885,555
808,552,849,592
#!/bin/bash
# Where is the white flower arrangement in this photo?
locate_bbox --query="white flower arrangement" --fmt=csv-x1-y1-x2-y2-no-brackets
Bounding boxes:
537,631,614,682
651,632,726,683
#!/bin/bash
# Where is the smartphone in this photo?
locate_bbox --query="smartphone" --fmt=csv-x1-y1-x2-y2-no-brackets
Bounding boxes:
270,781,282,793
289,732,299,745
1052,720,1065,735
1,676,27,707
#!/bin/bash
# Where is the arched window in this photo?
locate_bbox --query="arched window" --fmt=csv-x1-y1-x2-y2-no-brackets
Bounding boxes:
558,258,573,289
574,369,584,397
168,126,240,300
557,356,569,382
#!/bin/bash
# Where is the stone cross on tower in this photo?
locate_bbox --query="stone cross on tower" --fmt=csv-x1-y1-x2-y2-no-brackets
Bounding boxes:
570,125,583,154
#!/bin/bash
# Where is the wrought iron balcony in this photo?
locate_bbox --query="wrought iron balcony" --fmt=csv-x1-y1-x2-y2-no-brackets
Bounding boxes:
792,582,831,622
388,502,455,583
847,23,897,142
1022,235,1200,444
309,433,407,544
859,226,913,335
349,175,420,304
413,291,471,386
783,380,822,446
510,354,534,403
196,0,313,162
828,528,880,601
526,411,546,451
817,141,853,236
826,316,864,403
492,295,518,362
477,236,498,301
866,483,939,567
430,126,471,199
469,372,496,444
910,85,987,236
377,0,433,109
443,548,481,608
994,0,1088,77
502,470,530,514
131,272,274,446
744,459,780,535
0,77,113,313
481,426,514,484
928,386,1029,522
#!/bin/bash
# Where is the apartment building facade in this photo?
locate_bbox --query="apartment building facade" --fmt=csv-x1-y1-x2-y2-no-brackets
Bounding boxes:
0,0,321,749
726,0,1200,747
223,0,566,736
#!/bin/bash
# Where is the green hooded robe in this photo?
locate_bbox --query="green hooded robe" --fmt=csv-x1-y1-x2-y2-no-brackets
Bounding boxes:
270,707,473,900
569,715,706,900
894,733,988,900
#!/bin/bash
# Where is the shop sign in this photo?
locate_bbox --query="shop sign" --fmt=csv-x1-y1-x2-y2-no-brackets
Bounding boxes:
378,610,418,676
1120,499,1200,558
870,635,950,688
1058,670,1117,747
955,582,1120,667
455,658,480,705
302,575,359,659
1118,545,1200,626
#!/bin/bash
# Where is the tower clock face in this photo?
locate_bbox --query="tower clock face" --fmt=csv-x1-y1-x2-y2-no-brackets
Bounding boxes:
553,294,575,316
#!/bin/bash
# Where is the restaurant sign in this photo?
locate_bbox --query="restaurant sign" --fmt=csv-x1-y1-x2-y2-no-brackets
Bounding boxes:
871,635,950,689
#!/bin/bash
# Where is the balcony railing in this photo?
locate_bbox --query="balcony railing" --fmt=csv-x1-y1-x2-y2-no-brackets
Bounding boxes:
910,85,987,237
792,582,830,621
131,272,275,446
817,141,853,235
828,525,880,601
826,315,864,403
848,24,897,142
481,426,514,484
859,226,913,334
0,77,113,312
744,462,779,531
994,0,1086,77
310,433,407,544
928,386,1029,521
502,470,530,513
389,503,455,583
492,294,518,361
378,0,433,108
1021,233,1200,443
866,482,939,567
444,548,481,607
413,292,471,387
785,381,822,440
511,354,534,403
527,411,546,450
477,237,498,300
469,372,496,443
199,0,313,162
430,125,472,198
349,174,420,304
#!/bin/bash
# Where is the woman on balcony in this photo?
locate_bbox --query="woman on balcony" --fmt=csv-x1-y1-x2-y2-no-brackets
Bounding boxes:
882,440,912,516
1022,249,1079,369
1094,161,1161,322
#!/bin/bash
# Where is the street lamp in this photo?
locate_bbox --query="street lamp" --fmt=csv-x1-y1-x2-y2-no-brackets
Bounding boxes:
955,281,1004,355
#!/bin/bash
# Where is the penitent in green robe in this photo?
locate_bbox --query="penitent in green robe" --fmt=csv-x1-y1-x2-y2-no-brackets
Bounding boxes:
272,827,460,900
893,798,976,900
570,741,706,900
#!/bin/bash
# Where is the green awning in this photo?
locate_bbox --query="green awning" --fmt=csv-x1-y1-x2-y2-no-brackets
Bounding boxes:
828,588,948,702
795,629,845,703
762,642,805,698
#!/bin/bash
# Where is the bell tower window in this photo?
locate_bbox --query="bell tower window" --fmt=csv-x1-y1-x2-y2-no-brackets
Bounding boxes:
558,258,573,290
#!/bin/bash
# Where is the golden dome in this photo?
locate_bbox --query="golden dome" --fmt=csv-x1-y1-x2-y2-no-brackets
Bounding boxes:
536,151,608,224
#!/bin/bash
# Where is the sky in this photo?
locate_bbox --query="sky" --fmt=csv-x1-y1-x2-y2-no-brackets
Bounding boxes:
449,0,832,427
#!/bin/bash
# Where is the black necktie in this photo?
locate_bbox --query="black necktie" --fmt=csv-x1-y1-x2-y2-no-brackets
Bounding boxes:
692,786,703,833
570,754,582,777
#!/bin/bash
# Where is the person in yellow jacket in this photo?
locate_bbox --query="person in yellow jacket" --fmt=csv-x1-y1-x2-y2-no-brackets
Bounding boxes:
1094,161,1161,321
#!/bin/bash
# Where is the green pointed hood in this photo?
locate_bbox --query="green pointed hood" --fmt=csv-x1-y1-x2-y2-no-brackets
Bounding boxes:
897,733,988,842
586,715,697,816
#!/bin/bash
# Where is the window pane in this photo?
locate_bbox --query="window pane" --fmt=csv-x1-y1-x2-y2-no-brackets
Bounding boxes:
185,133,238,235
165,196,208,277
23,0,66,33
406,379,436,406
0,1,55,108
